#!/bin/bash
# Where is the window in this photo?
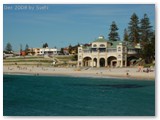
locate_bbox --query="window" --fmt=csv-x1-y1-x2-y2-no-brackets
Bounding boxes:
123,47,125,52
100,44,105,47
118,54,121,58
118,47,121,51
93,44,97,47
79,49,82,53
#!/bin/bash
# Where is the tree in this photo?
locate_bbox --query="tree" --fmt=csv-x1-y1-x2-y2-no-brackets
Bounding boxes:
75,43,80,54
42,43,48,48
25,44,29,51
128,13,140,44
140,14,152,45
123,28,129,41
141,30,155,64
60,48,64,55
25,44,29,55
68,44,72,54
140,14,154,64
108,21,120,41
150,31,155,60
5,42,12,52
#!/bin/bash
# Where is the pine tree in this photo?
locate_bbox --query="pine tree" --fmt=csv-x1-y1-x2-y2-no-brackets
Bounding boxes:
140,14,152,45
42,43,48,48
25,44,29,51
123,28,129,41
108,21,120,41
142,32,155,64
128,13,140,44
25,44,29,55
150,30,155,60
141,31,155,64
5,42,12,52
60,48,64,55
140,14,154,64
68,44,72,54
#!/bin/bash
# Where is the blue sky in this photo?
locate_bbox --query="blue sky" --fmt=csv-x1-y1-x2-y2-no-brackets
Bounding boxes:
3,4,155,51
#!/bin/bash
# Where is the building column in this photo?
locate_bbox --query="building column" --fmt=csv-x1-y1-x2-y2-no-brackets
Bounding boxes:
111,61,113,67
125,60,127,67
97,49,100,68
120,60,123,67
97,58,100,68
105,59,108,67
77,62,79,67
125,55,127,67
116,60,119,67
91,58,94,67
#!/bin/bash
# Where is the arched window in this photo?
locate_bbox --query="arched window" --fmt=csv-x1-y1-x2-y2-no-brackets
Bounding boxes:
100,44,105,47
93,44,97,47
118,47,121,51
118,54,121,58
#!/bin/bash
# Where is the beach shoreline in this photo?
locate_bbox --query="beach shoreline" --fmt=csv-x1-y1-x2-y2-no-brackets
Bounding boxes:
3,65,155,80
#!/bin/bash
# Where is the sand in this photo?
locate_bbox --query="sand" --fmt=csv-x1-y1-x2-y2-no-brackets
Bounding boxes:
3,65,155,80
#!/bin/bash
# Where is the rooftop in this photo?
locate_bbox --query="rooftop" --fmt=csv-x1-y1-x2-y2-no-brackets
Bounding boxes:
93,35,107,42
81,36,141,49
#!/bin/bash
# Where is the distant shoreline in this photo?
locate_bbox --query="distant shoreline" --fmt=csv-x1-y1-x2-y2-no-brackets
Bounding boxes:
3,65,155,81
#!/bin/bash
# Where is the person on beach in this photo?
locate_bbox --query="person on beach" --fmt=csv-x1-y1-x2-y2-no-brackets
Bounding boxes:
143,68,149,73
137,64,143,72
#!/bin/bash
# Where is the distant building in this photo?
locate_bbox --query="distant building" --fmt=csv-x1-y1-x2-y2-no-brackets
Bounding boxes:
78,36,141,68
3,53,14,58
27,48,40,56
63,47,69,55
27,47,60,56
39,47,60,56
70,48,77,55
20,51,26,56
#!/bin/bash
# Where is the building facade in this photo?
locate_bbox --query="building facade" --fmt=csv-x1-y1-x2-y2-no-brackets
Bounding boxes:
27,47,60,56
77,36,141,68
39,48,58,56
27,48,40,56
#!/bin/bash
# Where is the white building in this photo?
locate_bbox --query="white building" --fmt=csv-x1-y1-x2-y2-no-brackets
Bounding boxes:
39,47,59,56
78,36,141,68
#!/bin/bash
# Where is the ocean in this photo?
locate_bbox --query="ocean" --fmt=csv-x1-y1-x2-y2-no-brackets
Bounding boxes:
3,74,155,116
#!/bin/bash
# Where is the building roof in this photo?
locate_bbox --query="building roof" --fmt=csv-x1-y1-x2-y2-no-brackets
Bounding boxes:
107,41,124,48
93,36,107,42
82,35,140,49
82,46,92,50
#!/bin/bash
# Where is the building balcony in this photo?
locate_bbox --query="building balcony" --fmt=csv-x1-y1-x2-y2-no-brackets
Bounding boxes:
128,51,137,54
127,49,138,54
107,48,117,53
83,50,91,53
107,51,117,53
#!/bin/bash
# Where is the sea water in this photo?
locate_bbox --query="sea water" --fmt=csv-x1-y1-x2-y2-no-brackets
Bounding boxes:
3,75,155,116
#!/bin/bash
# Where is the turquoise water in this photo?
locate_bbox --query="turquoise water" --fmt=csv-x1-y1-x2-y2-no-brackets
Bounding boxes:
3,75,155,116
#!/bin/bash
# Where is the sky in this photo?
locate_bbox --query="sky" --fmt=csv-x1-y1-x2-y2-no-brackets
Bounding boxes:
3,4,155,51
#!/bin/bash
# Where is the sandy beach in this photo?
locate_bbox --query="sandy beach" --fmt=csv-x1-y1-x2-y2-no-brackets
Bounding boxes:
3,65,155,80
